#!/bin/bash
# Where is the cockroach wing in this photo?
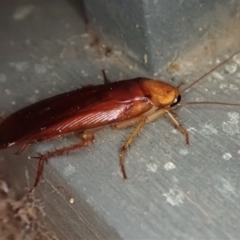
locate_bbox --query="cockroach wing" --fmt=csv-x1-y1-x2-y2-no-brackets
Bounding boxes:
0,79,153,148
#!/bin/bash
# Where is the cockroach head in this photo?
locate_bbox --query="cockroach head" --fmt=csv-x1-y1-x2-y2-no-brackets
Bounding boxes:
140,79,181,108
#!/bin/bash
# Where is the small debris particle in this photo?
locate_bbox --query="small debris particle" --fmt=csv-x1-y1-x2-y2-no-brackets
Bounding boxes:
179,149,188,155
0,179,59,239
219,83,227,89
0,180,9,193
70,198,74,204
187,127,197,132
172,129,177,134
211,71,224,80
81,70,88,77
163,188,184,206
233,53,240,65
144,54,148,64
164,162,176,170
225,63,238,74
64,164,76,177
146,163,158,172
222,112,240,136
168,61,180,73
200,123,218,135
223,152,232,161
28,95,38,104
215,177,237,198
229,84,238,91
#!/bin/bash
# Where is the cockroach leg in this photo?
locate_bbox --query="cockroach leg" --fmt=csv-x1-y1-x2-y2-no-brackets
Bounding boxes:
15,142,28,155
169,110,179,119
29,132,94,192
113,108,166,129
101,70,111,84
145,108,166,123
112,116,142,129
29,156,45,193
120,117,147,180
165,110,189,145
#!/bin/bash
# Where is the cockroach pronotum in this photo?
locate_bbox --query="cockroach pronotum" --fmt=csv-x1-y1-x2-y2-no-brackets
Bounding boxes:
1,50,240,192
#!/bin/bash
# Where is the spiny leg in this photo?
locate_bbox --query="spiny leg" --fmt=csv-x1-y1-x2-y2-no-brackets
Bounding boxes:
119,117,147,180
101,70,111,84
165,109,189,145
15,142,28,155
29,132,94,193
29,156,45,193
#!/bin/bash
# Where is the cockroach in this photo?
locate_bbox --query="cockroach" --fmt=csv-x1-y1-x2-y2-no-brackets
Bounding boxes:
1,50,240,192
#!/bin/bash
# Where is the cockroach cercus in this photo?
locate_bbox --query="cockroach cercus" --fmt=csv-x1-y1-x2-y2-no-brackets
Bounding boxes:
0,50,240,192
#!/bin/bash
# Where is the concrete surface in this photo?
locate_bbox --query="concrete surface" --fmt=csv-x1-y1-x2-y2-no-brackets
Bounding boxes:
85,0,240,73
0,0,240,239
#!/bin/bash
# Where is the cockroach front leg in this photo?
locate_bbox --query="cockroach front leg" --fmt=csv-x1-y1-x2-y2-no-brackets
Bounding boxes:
30,132,94,192
119,117,147,180
169,110,179,120
111,116,142,129
112,108,167,129
165,110,189,145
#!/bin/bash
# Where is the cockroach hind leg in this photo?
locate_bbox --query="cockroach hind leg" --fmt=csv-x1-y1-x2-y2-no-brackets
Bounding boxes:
119,117,147,180
101,70,111,84
29,156,45,193
15,142,28,155
120,148,128,180
165,110,189,145
29,132,95,192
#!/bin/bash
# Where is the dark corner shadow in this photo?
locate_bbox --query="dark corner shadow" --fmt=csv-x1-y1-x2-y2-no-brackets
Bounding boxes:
67,0,88,25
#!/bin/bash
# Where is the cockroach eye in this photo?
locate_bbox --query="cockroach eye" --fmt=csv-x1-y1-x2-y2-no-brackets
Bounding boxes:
170,95,181,107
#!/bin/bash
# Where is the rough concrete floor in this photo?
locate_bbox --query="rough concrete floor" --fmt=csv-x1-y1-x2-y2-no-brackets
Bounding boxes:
0,1,240,239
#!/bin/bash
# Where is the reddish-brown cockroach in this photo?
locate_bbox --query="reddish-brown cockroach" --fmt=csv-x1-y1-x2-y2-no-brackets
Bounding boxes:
1,50,240,192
